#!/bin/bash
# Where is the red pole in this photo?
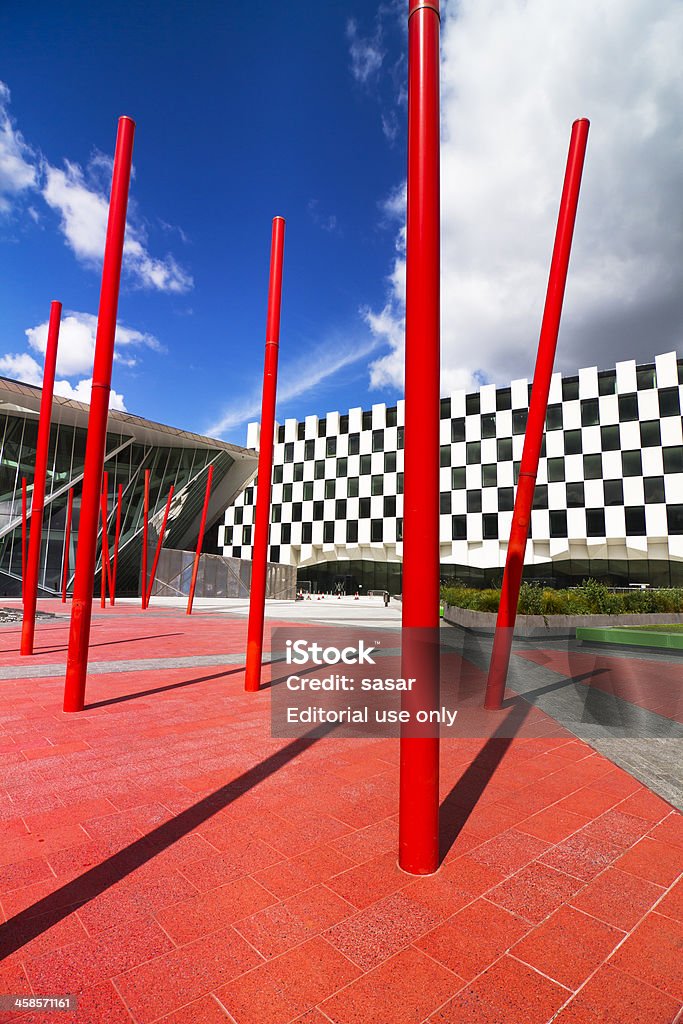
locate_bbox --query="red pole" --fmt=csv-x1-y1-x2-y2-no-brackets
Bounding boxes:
63,116,135,713
100,472,113,609
61,488,74,603
187,465,214,615
111,483,123,606
141,468,150,609
145,485,174,608
245,217,285,692
399,0,441,875
21,301,61,656
484,119,590,711
21,477,27,602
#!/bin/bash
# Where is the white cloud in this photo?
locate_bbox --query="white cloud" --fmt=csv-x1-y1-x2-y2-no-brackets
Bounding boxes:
53,377,126,411
347,18,384,84
0,81,37,213
42,158,193,293
0,352,43,385
207,336,380,436
368,0,683,393
25,310,163,378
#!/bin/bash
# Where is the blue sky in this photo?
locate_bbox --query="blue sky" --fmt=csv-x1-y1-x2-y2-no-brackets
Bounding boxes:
2,1,682,445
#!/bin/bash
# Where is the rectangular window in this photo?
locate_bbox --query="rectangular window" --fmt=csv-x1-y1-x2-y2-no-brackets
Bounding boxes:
292,502,302,522
663,446,683,474
339,414,349,434
452,467,466,489
277,425,285,444
360,454,372,475
452,515,467,539
384,495,396,517
297,422,305,440
667,504,683,535
440,397,451,419
348,433,360,455
371,474,383,496
583,453,603,480
603,479,624,506
496,388,512,411
618,393,638,422
547,457,565,482
397,472,404,494
636,365,656,389
314,460,325,479
621,450,642,477
318,418,327,437
326,436,337,457
483,514,498,539
293,462,303,481
640,420,661,447
658,388,680,417
347,477,359,498
362,411,372,430
466,393,480,415
396,517,403,541
625,506,646,536
303,481,313,501
586,509,606,536
269,544,280,561
600,424,620,451
451,417,466,442
440,492,451,514
566,482,585,507
562,377,580,401
497,437,513,462
323,521,334,543
273,464,283,484
564,430,582,455
498,487,514,511
371,519,383,542
313,501,324,521
359,497,370,518
386,406,397,427
598,371,617,396
466,441,481,465
512,410,528,435
643,477,665,503
283,483,292,503
284,442,294,463
581,398,599,426
482,463,497,487
325,479,335,499
481,413,496,439
467,490,482,513
270,505,281,523
550,510,568,537
335,499,347,520
336,457,348,477
546,404,563,431
281,523,291,543
346,521,358,543
372,429,384,452
440,445,451,468
304,439,315,460
384,451,396,473
397,426,404,449
302,523,312,544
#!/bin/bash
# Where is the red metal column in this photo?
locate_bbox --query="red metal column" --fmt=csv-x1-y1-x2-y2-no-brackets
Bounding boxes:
21,478,27,601
111,483,123,606
21,301,62,656
141,468,150,609
61,488,74,603
245,217,285,692
187,465,214,615
399,0,441,875
484,119,589,711
63,116,135,713
145,485,174,608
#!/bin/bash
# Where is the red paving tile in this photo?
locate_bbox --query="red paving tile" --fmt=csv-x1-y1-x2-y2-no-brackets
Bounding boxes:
0,603,681,1024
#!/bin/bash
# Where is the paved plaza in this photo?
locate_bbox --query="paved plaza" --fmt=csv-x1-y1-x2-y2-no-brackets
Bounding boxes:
0,598,681,1023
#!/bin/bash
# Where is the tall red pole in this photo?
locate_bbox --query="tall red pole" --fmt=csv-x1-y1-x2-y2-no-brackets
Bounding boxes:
399,0,441,875
187,465,214,615
21,301,61,656
245,217,285,692
141,468,150,609
100,472,113,609
484,119,589,711
63,116,135,713
145,485,174,608
21,477,27,602
61,488,74,603
111,483,123,606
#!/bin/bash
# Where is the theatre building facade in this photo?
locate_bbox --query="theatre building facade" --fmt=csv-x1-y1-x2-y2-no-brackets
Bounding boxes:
220,350,683,594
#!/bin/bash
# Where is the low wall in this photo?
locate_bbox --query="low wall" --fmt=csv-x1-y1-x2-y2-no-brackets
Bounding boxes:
443,603,683,638
151,549,296,601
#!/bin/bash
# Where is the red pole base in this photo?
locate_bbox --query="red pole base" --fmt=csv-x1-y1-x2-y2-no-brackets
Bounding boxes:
63,598,92,712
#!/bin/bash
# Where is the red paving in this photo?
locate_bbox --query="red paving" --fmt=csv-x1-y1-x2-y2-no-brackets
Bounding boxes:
0,601,681,1024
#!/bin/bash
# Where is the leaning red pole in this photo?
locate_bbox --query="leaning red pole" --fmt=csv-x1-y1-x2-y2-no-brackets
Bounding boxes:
399,0,441,874
63,116,135,713
61,488,74,603
244,217,285,692
21,477,27,602
145,486,174,607
21,301,61,656
141,468,150,609
187,465,214,615
484,119,589,711
110,483,123,606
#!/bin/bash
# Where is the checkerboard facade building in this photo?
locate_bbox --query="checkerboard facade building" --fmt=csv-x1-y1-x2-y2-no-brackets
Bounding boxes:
220,350,683,592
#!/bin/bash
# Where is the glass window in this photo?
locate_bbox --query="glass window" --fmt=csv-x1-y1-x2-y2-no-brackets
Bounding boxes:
581,398,600,426
467,490,482,513
234,506,243,525
622,450,642,477
303,481,313,500
440,492,451,514
314,460,325,479
451,417,465,442
497,437,513,462
513,461,521,484
336,457,347,477
303,439,314,461
440,398,451,419
643,476,665,503
583,454,603,480
482,463,497,487
284,442,294,463
270,543,280,561
277,425,285,443
335,499,347,520
396,517,403,541
243,487,253,505
270,505,281,524
359,497,370,518
550,510,568,537
600,425,620,451
339,414,349,434
640,420,661,447
347,477,359,498
564,430,582,455
348,433,360,455
362,411,372,430
483,514,498,539
667,504,683,535
325,479,335,499
532,484,548,509
566,482,585,507
625,506,646,535
440,445,451,468
636,365,656,389
297,422,305,440
397,472,404,494
452,515,467,539
346,521,358,543
603,479,624,506
547,457,565,482
386,407,397,427
384,451,396,473
384,495,396,517
323,522,334,543
498,487,514,512
326,436,337,457
663,446,683,474
452,467,466,489
618,393,638,422
562,378,579,401
397,426,404,449
586,509,606,536
546,404,563,430
371,474,383,496
283,483,292,502
281,523,291,543
273,464,283,484
598,371,617,396
371,519,383,542
659,388,680,417
318,418,327,437
466,441,481,465
313,501,324,521
496,388,511,411
372,429,384,452
360,454,372,475
481,414,496,439
293,462,304,482
301,523,312,544
292,502,302,522
466,393,480,415
512,410,528,435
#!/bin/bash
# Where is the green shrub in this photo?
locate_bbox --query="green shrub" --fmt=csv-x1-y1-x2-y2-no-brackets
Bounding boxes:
440,582,683,615
541,589,568,615
517,581,544,616
477,589,500,612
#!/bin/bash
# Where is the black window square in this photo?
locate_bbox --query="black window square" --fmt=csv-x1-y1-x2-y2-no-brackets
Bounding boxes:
566,482,585,507
281,523,291,543
313,501,323,521
466,393,480,415
440,398,451,419
513,461,521,484
384,451,396,473
346,521,358,543
562,378,579,401
371,519,383,542
547,457,565,482
339,414,349,434
618,393,638,422
384,495,396,517
372,429,384,452
292,502,302,522
360,454,372,475
323,522,334,543
314,460,325,479
225,526,233,545
482,464,497,487
336,457,347,477
362,411,372,430
640,420,661,447
497,437,512,462
663,446,683,474
659,388,681,418
440,492,451,514
564,429,582,455
625,506,646,535
583,454,603,480
397,472,404,494
452,467,466,490
243,487,254,505
303,481,313,500
347,477,359,498
324,479,335,499
273,464,283,484
496,388,512,411
232,545,241,558
270,505,281,524
297,422,305,440
440,445,451,468
284,442,294,463
269,544,280,561
277,425,285,443
466,441,481,465
397,517,403,541
293,462,303,482
302,522,312,544
282,482,293,504
586,509,605,536
600,424,620,451
667,504,683,535
622,450,642,477
348,433,360,455
483,514,498,539
397,426,404,449
452,515,467,540
318,418,327,437
326,437,337,457
498,487,514,512
512,410,528,435
598,371,617,396
643,477,665,503
467,490,482,513
304,439,315,460
359,497,371,518
451,417,465,442
636,365,656,389
581,398,599,426
481,414,496,439
532,484,548,509
546,404,563,431
550,510,568,537
603,479,624,506
386,406,397,427
371,474,383,496
335,499,347,520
